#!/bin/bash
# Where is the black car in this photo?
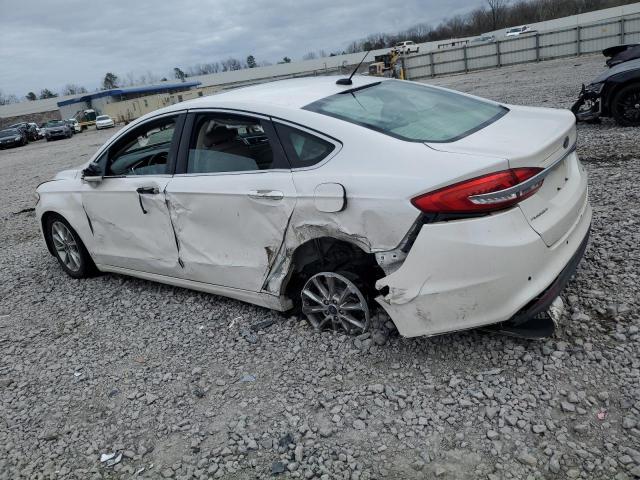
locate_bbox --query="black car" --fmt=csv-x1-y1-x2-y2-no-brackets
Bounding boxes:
9,122,38,141
0,128,28,149
572,44,640,126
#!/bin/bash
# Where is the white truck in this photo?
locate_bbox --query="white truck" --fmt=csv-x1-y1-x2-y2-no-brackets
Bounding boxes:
395,41,419,54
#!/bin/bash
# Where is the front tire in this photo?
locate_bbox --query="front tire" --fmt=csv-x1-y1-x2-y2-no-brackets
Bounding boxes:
46,216,96,278
612,83,640,127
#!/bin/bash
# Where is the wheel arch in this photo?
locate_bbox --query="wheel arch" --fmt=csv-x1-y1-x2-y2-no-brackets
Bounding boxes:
279,236,386,303
602,74,640,114
41,210,93,259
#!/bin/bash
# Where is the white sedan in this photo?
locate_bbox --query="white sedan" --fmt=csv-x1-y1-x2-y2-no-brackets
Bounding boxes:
95,115,115,129
505,25,535,37
35,76,591,339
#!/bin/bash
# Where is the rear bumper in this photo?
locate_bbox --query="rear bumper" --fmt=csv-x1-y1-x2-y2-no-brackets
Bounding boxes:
507,226,588,326
375,196,591,338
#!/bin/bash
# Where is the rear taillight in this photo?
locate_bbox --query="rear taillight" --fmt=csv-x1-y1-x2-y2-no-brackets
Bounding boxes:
412,167,544,214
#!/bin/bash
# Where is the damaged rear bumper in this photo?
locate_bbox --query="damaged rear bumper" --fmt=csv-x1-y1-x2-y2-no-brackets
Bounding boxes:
375,197,592,338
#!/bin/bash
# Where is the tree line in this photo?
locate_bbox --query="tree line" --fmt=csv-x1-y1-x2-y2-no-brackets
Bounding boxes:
2,0,637,105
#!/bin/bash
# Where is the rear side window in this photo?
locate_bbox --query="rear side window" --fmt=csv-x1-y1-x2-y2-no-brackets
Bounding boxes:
274,123,335,168
304,80,508,143
186,114,286,174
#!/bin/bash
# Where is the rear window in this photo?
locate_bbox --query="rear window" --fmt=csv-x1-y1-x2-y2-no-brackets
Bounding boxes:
304,80,507,143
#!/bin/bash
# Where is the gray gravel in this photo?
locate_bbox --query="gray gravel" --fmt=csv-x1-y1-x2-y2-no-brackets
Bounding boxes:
1,54,639,479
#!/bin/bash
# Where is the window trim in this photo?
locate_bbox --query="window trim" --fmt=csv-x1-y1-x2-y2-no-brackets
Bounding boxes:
271,119,342,172
174,109,291,176
91,111,187,178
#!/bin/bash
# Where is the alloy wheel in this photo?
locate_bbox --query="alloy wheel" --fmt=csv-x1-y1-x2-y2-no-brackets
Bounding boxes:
301,272,370,335
51,221,82,272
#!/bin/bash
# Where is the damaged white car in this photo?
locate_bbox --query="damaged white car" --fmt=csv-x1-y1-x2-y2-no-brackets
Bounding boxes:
35,76,591,339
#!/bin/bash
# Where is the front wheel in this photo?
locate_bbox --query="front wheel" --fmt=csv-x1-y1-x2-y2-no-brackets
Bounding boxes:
301,271,370,335
612,83,640,127
46,216,96,278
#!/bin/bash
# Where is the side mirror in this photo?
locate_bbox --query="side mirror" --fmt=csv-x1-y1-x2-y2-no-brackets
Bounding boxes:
82,163,103,183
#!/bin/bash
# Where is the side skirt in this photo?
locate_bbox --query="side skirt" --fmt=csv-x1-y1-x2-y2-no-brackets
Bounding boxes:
96,264,292,311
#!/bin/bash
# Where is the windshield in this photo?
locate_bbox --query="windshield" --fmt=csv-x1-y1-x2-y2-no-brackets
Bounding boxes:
304,80,508,143
47,120,64,127
0,129,19,138
97,116,110,120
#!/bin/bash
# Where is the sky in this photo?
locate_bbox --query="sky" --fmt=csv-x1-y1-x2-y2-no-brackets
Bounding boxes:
0,0,482,97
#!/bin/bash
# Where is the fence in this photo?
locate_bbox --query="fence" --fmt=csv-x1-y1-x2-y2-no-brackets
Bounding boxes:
404,14,640,80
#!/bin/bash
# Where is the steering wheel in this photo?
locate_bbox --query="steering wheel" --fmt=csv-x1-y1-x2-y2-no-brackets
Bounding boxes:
148,151,168,166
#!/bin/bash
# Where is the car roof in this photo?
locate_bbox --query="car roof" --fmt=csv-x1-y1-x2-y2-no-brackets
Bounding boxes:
176,75,391,112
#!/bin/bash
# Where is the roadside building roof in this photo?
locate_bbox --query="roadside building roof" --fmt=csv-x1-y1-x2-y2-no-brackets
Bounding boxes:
57,81,201,106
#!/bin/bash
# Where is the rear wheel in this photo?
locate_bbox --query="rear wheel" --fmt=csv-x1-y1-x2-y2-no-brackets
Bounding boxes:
612,83,640,126
46,216,96,278
301,271,370,335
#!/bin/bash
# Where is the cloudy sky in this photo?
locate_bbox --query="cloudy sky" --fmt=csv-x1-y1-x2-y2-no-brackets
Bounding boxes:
0,0,482,97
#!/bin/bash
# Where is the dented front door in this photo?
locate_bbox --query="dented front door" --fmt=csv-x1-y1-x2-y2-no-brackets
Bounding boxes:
165,171,296,291
82,177,181,276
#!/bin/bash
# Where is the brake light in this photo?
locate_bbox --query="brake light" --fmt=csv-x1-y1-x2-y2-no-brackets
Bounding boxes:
412,167,544,214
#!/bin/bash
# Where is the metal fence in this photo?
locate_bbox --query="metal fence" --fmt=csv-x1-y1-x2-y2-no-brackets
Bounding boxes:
405,14,640,80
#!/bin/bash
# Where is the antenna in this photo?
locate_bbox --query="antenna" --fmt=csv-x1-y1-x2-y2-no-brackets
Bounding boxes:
336,50,371,86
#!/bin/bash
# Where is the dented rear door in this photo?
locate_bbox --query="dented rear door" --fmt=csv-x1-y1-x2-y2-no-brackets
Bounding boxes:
165,111,296,291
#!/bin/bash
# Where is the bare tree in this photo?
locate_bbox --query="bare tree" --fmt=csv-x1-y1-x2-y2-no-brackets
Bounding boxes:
487,0,508,30
221,58,242,71
0,90,19,105
62,84,87,95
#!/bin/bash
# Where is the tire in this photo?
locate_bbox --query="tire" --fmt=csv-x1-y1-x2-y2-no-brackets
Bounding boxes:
299,270,371,335
45,215,97,279
612,83,640,127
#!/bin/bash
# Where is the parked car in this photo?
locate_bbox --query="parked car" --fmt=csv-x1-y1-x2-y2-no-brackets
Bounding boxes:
572,43,640,126
471,34,496,44
505,25,535,37
0,128,28,148
65,119,81,134
67,118,82,133
9,122,38,141
44,120,73,141
395,40,419,54
28,122,43,140
35,76,590,340
95,115,115,129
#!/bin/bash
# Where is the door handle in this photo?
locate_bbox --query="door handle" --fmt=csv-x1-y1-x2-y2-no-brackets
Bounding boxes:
136,186,159,214
136,186,159,195
248,190,284,200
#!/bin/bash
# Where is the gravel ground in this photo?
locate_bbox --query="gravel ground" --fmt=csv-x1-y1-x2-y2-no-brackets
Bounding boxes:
1,54,639,480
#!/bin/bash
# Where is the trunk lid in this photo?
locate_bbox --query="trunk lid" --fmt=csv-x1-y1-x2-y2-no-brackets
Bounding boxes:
426,106,583,247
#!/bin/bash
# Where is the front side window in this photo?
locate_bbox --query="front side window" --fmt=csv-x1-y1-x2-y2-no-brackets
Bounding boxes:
186,114,280,174
304,80,508,143
274,123,335,168
106,116,177,176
